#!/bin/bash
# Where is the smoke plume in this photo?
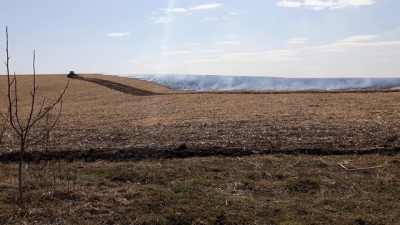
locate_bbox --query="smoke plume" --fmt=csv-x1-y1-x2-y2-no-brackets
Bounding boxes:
126,74,400,91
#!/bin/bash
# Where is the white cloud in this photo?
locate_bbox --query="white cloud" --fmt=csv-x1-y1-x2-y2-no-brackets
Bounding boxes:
354,41,400,47
107,32,130,37
162,51,192,55
229,10,248,15
306,35,400,52
219,41,242,44
154,3,222,24
276,0,376,10
161,3,223,12
226,34,236,37
127,60,139,63
202,17,220,21
337,35,378,43
190,3,222,10
150,17,172,23
276,0,302,8
287,37,308,44
162,8,188,13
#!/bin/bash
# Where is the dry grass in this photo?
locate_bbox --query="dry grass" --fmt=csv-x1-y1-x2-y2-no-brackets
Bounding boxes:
0,74,399,224
1,154,399,224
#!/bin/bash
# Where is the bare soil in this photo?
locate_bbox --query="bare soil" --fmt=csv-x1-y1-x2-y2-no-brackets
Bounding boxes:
0,74,399,161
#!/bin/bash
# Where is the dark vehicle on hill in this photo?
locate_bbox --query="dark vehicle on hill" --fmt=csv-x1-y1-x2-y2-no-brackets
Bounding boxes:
67,71,82,79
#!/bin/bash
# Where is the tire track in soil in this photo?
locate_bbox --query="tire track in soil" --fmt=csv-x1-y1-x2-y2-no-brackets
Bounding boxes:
82,78,163,96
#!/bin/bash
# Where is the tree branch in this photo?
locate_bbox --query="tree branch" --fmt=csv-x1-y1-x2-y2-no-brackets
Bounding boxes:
27,81,69,130
24,50,37,139
13,73,23,132
26,99,64,148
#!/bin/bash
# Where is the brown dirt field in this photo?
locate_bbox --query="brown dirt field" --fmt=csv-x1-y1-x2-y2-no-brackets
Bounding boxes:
1,74,400,224
0,74,399,161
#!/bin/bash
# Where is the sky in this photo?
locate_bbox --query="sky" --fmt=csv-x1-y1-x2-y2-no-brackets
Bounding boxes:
1,0,400,78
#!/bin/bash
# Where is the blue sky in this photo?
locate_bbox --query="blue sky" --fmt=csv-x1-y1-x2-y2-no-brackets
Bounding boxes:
1,0,399,77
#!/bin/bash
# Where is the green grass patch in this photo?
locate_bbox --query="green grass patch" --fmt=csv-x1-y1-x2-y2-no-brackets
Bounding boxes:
285,177,320,193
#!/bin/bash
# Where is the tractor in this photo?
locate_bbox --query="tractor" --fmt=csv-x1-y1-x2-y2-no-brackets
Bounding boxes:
67,71,83,79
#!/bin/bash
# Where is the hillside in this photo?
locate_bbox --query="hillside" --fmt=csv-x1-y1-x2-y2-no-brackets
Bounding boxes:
0,74,399,157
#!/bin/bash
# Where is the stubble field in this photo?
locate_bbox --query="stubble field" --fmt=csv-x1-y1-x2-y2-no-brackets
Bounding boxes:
0,74,399,224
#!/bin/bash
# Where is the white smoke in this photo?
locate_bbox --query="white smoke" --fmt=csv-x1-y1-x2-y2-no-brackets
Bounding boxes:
125,74,400,91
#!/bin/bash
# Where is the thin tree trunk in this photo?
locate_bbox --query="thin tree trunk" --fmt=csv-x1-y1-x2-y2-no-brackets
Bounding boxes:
18,142,24,204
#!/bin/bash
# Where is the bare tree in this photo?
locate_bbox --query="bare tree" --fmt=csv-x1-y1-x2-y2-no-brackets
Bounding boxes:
1,26,69,204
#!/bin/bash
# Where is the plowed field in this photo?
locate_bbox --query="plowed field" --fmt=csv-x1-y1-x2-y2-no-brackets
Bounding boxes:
0,74,399,161
1,74,400,224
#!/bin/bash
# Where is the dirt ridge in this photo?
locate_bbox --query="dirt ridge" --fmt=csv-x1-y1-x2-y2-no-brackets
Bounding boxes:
82,77,163,96
0,146,398,163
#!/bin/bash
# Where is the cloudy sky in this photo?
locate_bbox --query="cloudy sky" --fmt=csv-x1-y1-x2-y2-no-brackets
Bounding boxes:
1,0,399,77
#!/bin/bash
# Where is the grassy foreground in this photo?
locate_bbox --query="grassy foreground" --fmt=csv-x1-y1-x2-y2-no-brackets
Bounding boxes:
1,154,399,224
